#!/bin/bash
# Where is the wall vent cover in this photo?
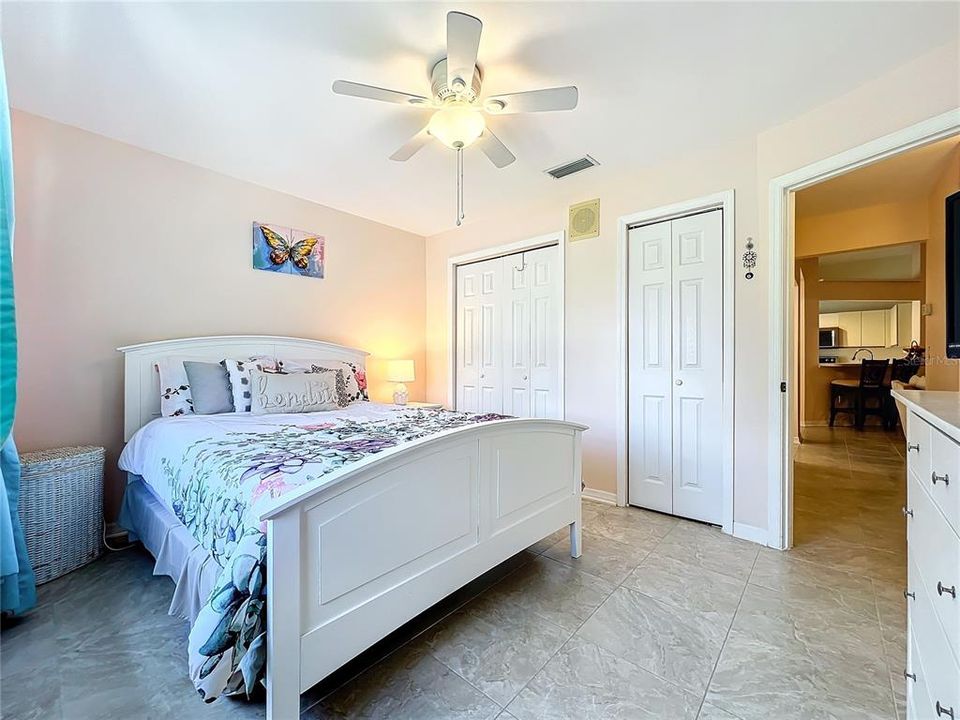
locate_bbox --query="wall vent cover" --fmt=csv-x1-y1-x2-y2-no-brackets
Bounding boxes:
569,198,600,242
546,155,599,179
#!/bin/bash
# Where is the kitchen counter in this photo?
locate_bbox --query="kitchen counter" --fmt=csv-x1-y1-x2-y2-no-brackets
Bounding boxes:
817,362,866,368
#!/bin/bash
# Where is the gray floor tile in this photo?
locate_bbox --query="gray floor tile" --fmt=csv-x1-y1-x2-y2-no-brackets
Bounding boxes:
418,594,572,706
309,646,500,720
542,529,655,585
624,552,746,621
654,522,759,582
507,636,701,720
577,587,729,694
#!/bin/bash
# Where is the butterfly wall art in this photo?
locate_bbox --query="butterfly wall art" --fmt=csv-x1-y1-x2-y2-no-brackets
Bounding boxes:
252,222,325,279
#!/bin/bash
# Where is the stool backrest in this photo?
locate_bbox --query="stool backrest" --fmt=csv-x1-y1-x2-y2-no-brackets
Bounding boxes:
891,358,915,384
859,359,889,389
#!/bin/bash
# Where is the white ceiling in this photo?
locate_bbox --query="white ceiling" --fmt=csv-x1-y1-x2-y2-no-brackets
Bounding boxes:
797,136,960,217
3,2,957,236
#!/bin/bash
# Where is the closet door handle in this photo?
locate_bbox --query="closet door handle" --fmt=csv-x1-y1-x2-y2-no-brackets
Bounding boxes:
937,581,957,599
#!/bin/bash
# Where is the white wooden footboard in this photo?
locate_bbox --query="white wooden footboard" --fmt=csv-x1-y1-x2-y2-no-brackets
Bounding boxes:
260,418,586,719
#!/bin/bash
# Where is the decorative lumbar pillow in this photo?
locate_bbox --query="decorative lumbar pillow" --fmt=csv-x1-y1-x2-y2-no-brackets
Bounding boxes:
221,356,277,413
183,361,234,415
277,359,368,404
249,368,343,415
156,357,194,417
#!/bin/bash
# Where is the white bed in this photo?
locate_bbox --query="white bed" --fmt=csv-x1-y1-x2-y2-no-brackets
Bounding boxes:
117,335,586,719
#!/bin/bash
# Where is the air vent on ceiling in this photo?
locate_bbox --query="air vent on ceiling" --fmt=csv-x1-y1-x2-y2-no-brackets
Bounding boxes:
545,155,599,179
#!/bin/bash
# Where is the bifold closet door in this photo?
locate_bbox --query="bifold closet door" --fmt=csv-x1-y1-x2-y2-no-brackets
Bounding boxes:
502,246,560,418
628,210,723,524
456,257,503,414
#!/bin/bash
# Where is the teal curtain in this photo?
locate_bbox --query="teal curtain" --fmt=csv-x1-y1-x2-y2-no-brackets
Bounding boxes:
0,42,35,615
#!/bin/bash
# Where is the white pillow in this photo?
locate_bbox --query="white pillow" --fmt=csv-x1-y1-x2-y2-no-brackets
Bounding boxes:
277,359,368,404
221,356,277,413
156,357,194,417
249,369,342,415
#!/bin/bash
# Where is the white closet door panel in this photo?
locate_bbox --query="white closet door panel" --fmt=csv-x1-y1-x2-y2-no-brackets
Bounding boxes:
457,258,502,414
628,222,673,513
671,211,723,524
502,254,531,417
527,246,560,419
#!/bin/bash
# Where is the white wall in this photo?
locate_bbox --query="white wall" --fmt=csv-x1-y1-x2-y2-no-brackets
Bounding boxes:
426,42,960,534
12,111,427,517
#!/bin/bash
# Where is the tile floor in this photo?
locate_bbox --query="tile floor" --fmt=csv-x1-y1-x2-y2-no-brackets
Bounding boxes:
1,429,907,720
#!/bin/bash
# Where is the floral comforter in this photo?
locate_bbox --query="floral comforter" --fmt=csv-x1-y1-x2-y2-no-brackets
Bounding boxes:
118,403,507,703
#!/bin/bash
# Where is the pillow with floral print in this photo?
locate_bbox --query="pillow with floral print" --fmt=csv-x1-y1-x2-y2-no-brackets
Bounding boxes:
276,359,368,404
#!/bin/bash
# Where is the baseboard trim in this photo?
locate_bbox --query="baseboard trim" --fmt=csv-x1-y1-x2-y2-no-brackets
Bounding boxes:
732,522,769,546
582,488,618,505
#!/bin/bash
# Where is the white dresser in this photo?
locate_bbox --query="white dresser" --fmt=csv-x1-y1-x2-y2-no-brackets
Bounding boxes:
894,390,960,720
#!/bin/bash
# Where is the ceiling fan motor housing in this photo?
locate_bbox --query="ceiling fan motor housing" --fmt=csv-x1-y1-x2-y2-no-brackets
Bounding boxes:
431,59,483,103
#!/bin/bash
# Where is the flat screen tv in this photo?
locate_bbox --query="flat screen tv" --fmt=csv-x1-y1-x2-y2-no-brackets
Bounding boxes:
947,190,960,358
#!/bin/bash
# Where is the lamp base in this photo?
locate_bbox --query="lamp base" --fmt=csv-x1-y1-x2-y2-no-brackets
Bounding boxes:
393,383,409,405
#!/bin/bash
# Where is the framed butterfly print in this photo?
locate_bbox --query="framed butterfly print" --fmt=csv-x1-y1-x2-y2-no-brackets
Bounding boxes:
252,222,325,279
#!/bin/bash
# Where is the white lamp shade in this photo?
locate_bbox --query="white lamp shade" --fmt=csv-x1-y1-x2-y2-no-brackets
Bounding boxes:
386,359,415,383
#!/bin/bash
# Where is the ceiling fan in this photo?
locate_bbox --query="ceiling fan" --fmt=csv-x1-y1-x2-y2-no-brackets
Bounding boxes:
332,11,579,224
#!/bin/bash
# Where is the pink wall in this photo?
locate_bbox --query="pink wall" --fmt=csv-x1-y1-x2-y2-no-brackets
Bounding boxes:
12,112,427,517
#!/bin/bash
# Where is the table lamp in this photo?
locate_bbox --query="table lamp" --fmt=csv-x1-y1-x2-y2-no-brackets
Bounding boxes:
386,359,415,405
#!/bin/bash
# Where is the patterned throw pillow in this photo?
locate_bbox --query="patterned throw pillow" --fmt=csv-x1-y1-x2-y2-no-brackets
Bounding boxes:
156,357,194,417
221,356,278,413
249,369,343,415
277,359,368,404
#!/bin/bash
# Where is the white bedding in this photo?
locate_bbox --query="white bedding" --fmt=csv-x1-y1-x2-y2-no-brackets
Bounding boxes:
119,401,423,511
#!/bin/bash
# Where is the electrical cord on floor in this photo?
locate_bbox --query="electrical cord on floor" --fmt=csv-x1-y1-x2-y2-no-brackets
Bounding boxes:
102,521,136,552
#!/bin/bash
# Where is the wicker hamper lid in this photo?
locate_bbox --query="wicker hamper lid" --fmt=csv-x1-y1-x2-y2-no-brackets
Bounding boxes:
20,446,105,471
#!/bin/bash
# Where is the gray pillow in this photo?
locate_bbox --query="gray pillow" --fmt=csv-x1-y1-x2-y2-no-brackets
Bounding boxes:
183,361,234,415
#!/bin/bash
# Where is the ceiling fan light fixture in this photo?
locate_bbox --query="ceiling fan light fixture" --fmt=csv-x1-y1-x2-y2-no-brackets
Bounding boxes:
427,104,486,149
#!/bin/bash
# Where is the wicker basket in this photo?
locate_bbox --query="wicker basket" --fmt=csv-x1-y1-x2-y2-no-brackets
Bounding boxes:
18,446,104,585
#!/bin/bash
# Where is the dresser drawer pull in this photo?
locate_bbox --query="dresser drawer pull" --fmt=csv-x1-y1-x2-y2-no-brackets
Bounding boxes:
904,670,917,682
903,506,914,518
932,471,950,486
938,581,957,599
908,443,921,453
936,701,954,719
904,589,916,600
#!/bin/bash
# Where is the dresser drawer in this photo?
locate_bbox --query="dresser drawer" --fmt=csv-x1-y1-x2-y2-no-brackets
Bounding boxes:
906,631,934,720
908,474,960,663
908,411,932,487
930,425,960,537
908,552,960,720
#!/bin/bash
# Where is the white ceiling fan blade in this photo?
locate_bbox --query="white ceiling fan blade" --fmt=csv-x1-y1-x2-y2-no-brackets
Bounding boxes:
485,86,579,114
476,129,515,168
447,12,482,93
389,126,433,161
332,80,430,106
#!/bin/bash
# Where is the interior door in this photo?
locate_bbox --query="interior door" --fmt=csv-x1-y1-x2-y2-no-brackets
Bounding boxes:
456,257,502,413
627,221,674,514
527,246,560,418
670,211,723,524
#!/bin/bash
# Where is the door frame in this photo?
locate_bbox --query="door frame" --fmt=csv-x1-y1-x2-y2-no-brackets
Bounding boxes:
446,232,566,417
767,108,960,550
616,191,736,536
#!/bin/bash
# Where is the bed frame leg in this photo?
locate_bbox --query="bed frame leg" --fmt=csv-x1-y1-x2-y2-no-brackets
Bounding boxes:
569,519,582,558
266,513,302,720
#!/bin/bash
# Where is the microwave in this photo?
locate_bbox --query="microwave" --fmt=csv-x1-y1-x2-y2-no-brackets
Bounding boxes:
819,328,840,348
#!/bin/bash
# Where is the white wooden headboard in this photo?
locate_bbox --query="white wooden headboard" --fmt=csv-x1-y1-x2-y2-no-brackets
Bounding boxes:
117,335,369,441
